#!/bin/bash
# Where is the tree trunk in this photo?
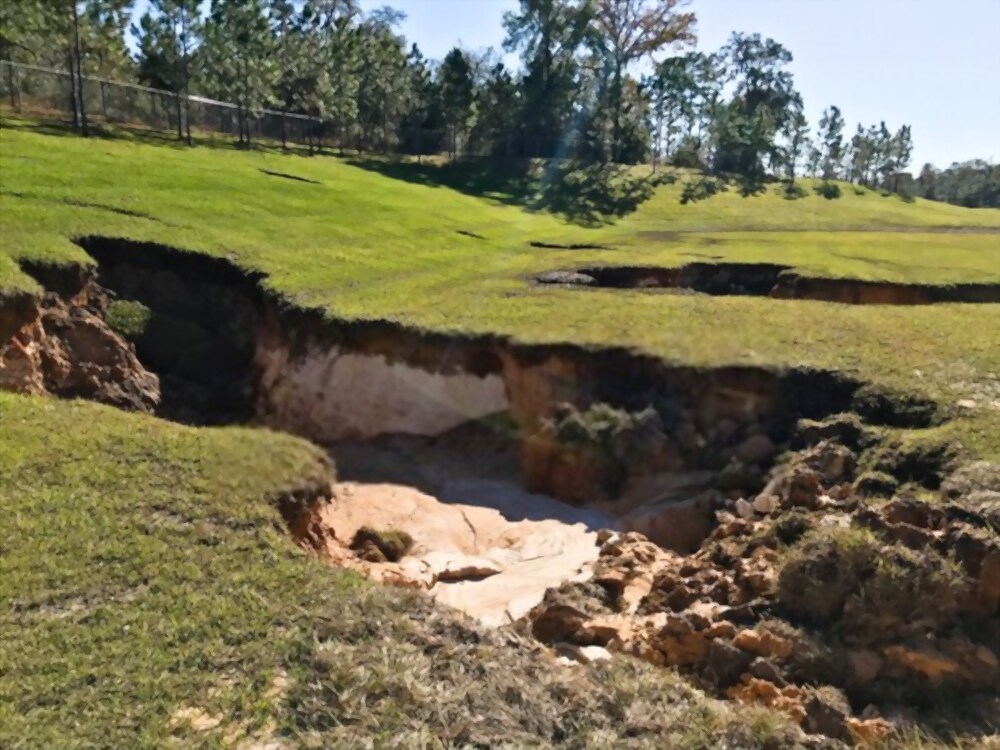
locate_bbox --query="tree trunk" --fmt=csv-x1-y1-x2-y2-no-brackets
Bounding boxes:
67,50,79,132
181,10,192,146
7,61,19,112
175,93,183,140
71,1,88,137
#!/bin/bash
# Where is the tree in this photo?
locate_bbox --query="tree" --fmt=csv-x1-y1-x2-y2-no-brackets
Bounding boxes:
916,162,937,201
816,105,844,180
438,47,475,159
712,33,797,186
889,124,913,192
470,61,519,158
200,0,277,147
648,53,696,167
588,0,696,162
355,7,410,153
503,0,590,157
134,0,200,143
781,95,809,187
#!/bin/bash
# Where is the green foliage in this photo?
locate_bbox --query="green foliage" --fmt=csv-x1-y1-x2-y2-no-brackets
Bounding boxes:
680,174,728,203
350,526,415,562
777,526,968,635
104,298,151,340
815,181,841,200
777,526,883,623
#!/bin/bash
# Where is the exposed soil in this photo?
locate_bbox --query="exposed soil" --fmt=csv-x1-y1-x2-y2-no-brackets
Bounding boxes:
3,235,994,746
536,262,1000,305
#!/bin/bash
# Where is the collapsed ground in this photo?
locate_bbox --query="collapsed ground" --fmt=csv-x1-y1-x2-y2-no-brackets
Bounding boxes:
2,122,1000,748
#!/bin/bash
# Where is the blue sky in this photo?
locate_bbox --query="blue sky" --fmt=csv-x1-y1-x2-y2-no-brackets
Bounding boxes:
132,0,1000,169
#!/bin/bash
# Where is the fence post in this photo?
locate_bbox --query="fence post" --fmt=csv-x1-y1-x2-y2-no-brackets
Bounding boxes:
175,93,182,141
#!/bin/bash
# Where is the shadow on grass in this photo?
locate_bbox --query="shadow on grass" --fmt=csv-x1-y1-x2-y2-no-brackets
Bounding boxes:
346,156,656,227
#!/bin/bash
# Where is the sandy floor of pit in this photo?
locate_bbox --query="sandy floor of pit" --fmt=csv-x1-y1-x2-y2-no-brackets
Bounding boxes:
326,426,612,626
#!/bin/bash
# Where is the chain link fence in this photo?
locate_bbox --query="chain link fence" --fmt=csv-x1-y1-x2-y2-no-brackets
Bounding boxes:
0,60,330,151
0,60,566,160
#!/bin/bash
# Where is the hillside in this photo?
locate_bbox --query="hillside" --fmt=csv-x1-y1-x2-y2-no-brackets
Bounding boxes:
2,122,1000,749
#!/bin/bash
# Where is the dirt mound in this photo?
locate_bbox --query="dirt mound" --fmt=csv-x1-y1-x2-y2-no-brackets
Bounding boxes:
524,436,1000,743
0,282,159,412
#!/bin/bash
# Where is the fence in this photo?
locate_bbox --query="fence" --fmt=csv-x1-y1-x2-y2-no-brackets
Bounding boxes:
0,60,342,151
0,60,568,159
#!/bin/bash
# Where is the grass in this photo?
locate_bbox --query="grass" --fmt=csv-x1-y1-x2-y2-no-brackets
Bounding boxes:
3,119,1000,462
3,120,1000,746
1,393,817,749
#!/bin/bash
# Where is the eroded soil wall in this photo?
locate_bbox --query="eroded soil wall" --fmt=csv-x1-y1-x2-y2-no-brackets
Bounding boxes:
64,238,869,514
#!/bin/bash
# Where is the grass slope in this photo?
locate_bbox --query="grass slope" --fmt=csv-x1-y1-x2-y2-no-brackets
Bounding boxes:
2,122,999,459
2,122,1000,747
1,394,812,749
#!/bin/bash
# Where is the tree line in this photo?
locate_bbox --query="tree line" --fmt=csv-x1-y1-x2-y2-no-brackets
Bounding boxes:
2,0,994,206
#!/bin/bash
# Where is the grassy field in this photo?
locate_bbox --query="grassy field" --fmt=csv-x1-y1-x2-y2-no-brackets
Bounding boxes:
3,120,1000,454
2,120,1000,747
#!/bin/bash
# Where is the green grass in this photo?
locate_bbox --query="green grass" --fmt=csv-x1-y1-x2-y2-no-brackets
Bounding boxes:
2,121,1000,747
3,121,1000,461
1,393,817,748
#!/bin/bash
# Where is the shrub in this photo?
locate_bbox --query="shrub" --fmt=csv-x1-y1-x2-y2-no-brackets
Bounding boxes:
814,181,842,200
778,527,968,637
782,182,808,200
350,526,414,562
104,299,151,341
776,527,880,624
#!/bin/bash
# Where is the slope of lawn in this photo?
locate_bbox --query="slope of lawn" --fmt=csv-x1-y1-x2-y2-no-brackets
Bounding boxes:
3,121,1000,458
1,393,825,750
3,122,1000,748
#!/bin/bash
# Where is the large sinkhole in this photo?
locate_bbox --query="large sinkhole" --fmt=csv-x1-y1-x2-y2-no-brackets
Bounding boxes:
536,262,1000,304
69,236,949,546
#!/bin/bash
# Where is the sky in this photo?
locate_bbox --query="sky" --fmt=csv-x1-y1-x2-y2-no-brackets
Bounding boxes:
132,0,1000,169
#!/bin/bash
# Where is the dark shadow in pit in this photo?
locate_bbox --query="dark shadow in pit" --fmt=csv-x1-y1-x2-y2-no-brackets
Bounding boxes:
76,235,264,426
536,262,1000,305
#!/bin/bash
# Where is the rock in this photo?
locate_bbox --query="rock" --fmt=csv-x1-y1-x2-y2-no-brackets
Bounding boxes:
422,551,503,582
883,645,960,682
554,643,613,665
736,434,778,464
852,471,899,497
787,468,824,508
705,640,754,687
846,717,893,746
752,494,777,514
802,687,851,741
803,442,857,484
530,604,589,643
704,620,738,640
846,650,883,687
733,628,794,659
735,498,754,519
578,615,633,646
1,292,160,411
618,493,715,554
749,657,786,685
726,677,807,724
796,413,865,450
655,630,711,666
882,497,936,528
